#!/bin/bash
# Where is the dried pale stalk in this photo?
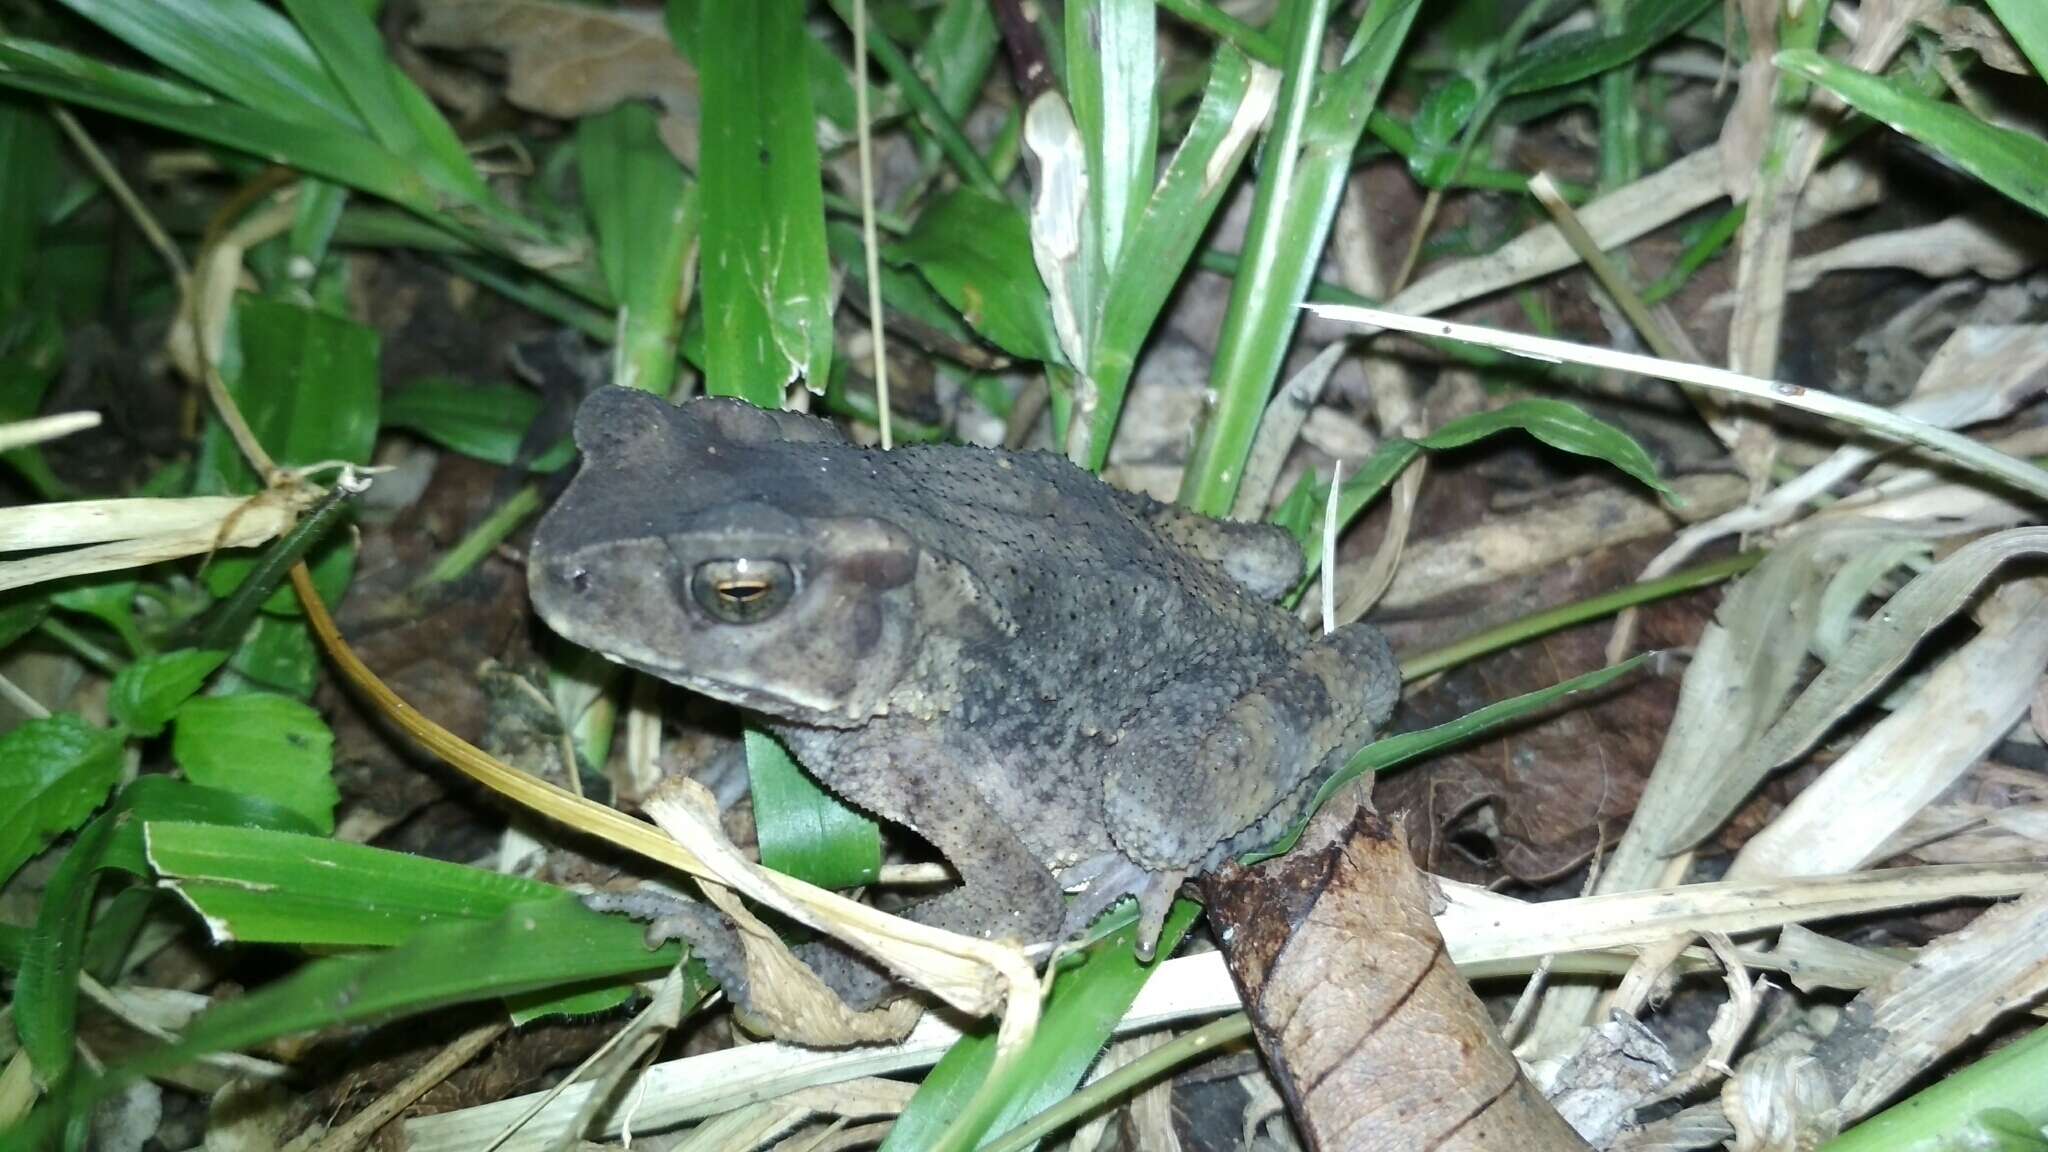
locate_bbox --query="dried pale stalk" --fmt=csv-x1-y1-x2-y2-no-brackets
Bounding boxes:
403,862,2044,1152
1729,577,2048,879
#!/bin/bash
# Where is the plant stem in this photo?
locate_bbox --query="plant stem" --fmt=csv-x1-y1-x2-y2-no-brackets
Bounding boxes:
1398,549,1765,681
38,618,124,675
825,0,1003,198
980,1013,1255,1152
1818,1024,2048,1152
415,483,545,590
1157,0,1282,65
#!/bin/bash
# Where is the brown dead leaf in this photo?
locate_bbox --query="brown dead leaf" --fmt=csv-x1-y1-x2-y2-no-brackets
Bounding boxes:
1203,786,1590,1151
411,0,701,166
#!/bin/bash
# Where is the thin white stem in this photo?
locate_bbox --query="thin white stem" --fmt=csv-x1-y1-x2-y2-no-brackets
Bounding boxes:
1304,302,2048,503
852,0,892,451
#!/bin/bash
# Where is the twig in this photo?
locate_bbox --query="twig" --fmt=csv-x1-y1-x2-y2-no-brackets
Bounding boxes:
52,108,190,286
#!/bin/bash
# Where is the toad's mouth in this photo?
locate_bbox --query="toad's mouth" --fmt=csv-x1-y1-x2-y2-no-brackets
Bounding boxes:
604,651,869,730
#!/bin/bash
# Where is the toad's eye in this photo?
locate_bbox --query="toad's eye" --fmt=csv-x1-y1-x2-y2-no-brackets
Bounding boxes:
689,558,795,624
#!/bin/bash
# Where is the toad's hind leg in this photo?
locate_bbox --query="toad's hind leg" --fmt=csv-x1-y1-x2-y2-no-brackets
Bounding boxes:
1103,622,1400,880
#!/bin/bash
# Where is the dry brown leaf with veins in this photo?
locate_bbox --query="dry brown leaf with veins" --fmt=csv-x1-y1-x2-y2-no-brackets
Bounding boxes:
411,0,701,166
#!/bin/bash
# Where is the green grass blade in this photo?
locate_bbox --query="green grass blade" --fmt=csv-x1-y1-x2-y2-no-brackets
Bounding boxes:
145,822,576,946
1819,1023,2048,1152
53,0,360,129
745,731,880,891
578,102,698,396
822,0,1002,197
1066,0,1158,278
0,39,433,212
16,778,316,1091
1246,654,1658,863
1982,0,2048,81
0,103,59,309
278,0,494,210
880,902,1201,1152
889,187,1061,363
1084,45,1267,468
1277,398,1669,584
696,0,835,406
1501,0,1715,96
1178,0,1423,515
107,896,695,1087
1775,48,2048,218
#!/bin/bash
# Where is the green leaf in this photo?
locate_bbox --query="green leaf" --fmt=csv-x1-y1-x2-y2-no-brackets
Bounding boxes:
1775,49,2048,218
0,39,430,212
198,294,380,494
53,0,361,130
1085,46,1268,467
221,613,320,700
0,714,124,891
383,378,572,470
578,101,698,396
1285,399,1668,584
1982,0,2048,82
1066,0,1158,279
697,0,835,404
1247,654,1657,863
1179,0,1424,514
50,575,146,657
15,777,315,1088
111,896,694,1085
0,103,60,310
110,649,227,736
827,222,975,347
889,187,1060,363
882,902,1201,1152
146,822,569,946
279,0,493,209
745,730,880,890
0,592,48,652
1501,0,1716,95
172,693,338,834
198,294,377,616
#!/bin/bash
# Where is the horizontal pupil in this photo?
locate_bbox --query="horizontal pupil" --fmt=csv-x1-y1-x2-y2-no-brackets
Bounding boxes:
718,580,771,602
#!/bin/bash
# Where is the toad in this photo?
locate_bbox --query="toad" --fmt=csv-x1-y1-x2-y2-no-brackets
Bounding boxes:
529,389,1399,1002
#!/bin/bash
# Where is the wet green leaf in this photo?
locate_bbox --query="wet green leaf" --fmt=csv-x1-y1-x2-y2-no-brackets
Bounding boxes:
889,187,1059,363
110,649,226,737
172,693,337,833
696,0,834,404
0,714,124,891
746,730,880,890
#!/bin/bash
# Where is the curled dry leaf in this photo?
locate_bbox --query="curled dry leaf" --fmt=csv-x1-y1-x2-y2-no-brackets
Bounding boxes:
1789,211,2048,290
411,0,701,166
1709,527,2048,835
1729,576,2048,879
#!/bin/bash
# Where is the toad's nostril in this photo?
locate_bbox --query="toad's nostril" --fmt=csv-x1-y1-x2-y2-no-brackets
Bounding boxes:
568,567,591,593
